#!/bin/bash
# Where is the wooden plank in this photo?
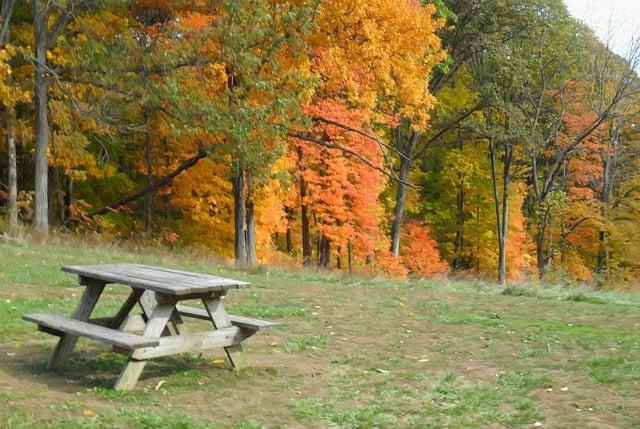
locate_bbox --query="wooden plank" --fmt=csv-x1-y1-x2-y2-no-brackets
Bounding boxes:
23,313,159,349
68,266,192,295
48,281,105,370
130,326,253,360
109,288,144,329
112,264,249,289
113,297,176,390
202,295,245,370
117,314,146,333
62,264,250,296
90,265,219,290
176,304,280,330
228,314,280,330
128,264,250,287
138,291,172,336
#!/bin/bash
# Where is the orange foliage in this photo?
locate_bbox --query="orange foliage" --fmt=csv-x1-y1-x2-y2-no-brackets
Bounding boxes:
506,183,534,280
291,98,384,259
376,251,408,278
401,222,448,276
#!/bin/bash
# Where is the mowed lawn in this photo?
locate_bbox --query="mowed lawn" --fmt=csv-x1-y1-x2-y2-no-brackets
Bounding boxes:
1,241,639,428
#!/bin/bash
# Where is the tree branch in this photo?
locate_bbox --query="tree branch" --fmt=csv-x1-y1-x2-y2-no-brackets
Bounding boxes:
90,149,208,217
288,131,416,188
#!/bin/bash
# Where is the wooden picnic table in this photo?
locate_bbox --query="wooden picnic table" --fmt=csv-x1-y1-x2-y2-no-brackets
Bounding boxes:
23,263,278,390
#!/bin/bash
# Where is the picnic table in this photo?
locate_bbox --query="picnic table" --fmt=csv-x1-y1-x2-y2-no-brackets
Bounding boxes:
23,264,278,390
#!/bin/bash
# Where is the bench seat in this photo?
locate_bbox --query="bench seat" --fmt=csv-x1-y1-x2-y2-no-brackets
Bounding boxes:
175,305,280,330
23,313,160,350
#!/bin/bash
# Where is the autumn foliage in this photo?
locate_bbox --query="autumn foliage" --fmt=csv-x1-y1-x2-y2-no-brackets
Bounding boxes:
1,0,639,287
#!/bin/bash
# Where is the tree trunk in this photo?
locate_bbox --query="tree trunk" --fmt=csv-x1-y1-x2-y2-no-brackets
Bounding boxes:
285,208,293,254
498,146,512,285
390,155,411,256
64,174,73,227
144,126,153,238
453,183,465,270
389,130,418,256
33,0,50,234
535,225,547,278
318,235,330,268
489,137,510,286
347,242,353,275
232,167,246,267
5,106,17,226
1,2,17,227
245,169,257,267
298,147,311,265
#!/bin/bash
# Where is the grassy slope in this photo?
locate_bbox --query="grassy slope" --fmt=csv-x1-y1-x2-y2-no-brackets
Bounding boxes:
0,240,639,428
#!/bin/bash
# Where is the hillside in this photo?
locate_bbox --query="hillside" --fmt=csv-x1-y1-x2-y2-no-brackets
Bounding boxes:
0,241,639,428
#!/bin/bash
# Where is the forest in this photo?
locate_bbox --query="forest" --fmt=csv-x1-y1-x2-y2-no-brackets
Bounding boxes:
0,0,639,287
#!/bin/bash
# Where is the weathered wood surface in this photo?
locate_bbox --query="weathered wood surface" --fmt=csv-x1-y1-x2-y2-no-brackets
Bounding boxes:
203,295,245,370
130,326,252,359
63,263,250,296
23,313,159,349
26,264,274,389
113,298,176,390
47,281,105,370
109,288,145,329
176,304,280,330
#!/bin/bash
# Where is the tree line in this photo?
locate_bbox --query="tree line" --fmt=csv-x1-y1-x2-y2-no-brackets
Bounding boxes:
1,0,639,287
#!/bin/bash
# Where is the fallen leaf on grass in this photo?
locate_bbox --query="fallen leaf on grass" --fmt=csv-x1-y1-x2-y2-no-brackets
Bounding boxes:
375,368,390,374
83,409,94,417
154,380,166,390
560,386,569,391
211,358,226,365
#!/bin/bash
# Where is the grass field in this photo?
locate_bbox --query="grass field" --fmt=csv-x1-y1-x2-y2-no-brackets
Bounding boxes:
1,240,639,428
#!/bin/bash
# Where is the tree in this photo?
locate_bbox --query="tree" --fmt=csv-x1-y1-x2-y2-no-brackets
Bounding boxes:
1,0,20,226
31,0,101,234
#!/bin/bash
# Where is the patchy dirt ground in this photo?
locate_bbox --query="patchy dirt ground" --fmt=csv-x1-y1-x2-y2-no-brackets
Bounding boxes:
1,241,639,428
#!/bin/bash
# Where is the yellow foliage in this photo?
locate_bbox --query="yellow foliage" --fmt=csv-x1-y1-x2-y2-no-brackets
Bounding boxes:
172,157,235,257
309,0,445,129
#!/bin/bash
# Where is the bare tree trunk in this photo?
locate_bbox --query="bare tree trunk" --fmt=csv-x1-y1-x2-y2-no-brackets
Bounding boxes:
318,235,330,268
1,1,17,227
390,131,418,256
285,208,293,254
499,145,512,285
535,226,547,279
245,169,257,267
595,227,608,290
5,107,17,226
390,155,410,256
489,137,510,286
144,126,153,238
347,241,353,275
232,167,246,267
64,174,73,227
453,183,465,270
33,0,50,234
298,147,311,265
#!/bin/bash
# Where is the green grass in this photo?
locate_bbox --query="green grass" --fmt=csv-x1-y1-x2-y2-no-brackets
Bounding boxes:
1,240,640,427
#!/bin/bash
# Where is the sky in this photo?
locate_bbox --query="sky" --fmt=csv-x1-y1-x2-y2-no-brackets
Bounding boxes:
563,0,640,65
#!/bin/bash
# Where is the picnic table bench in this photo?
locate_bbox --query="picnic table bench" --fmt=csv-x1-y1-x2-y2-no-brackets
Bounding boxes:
22,263,278,390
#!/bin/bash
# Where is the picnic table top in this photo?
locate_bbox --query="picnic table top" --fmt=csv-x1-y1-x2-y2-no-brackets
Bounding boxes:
62,263,250,296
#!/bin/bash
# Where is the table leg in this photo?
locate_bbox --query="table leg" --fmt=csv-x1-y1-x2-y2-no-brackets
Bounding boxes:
202,294,245,371
108,288,144,329
49,280,105,370
114,296,175,390
138,290,173,336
